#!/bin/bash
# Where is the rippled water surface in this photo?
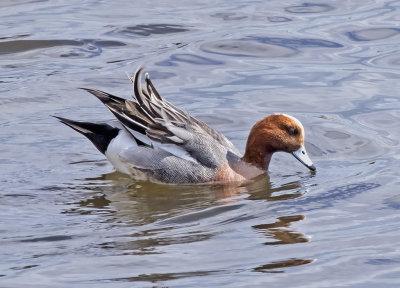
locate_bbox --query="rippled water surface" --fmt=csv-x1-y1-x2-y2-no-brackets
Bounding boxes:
1,0,400,287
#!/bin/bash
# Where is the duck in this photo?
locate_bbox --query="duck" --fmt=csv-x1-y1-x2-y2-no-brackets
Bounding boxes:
55,67,315,184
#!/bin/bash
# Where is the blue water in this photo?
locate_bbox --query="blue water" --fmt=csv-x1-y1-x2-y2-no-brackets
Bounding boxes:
1,0,400,287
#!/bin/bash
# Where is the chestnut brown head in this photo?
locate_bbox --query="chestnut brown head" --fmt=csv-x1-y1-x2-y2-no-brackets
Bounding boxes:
243,114,315,171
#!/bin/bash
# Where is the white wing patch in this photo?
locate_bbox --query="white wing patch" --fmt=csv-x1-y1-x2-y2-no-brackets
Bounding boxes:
152,142,199,164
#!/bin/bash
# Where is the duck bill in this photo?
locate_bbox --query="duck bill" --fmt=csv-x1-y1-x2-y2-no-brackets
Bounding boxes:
292,146,316,171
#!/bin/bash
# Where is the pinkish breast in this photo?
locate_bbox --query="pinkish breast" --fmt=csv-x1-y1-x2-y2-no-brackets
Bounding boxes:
214,163,247,183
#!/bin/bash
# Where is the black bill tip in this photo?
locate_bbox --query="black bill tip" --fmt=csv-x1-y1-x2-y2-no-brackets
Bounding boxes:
308,164,316,171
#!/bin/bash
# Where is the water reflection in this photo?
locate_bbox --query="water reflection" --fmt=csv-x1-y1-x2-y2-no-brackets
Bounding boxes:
65,172,249,225
108,269,222,283
0,39,127,58
347,28,400,41
71,193,112,216
201,39,297,58
0,33,31,40
66,172,311,224
253,215,308,245
200,36,343,61
61,172,314,276
267,16,292,23
253,258,314,273
107,24,189,37
100,229,214,256
285,3,334,13
169,53,223,65
250,36,343,49
210,12,247,21
245,175,304,201
0,39,79,55
19,235,73,243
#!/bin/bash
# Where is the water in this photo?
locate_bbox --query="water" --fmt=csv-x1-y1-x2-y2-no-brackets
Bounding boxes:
1,0,400,287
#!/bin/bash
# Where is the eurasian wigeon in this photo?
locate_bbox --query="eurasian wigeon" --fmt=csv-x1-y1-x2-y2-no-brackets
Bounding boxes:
56,68,315,184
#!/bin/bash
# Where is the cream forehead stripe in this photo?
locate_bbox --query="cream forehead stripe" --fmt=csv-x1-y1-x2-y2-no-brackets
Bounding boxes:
275,113,305,134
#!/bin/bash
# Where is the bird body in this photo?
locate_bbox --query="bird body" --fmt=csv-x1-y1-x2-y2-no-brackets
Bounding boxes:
56,68,315,184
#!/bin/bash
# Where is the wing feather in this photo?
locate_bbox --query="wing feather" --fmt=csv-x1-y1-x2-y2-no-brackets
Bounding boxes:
83,67,239,167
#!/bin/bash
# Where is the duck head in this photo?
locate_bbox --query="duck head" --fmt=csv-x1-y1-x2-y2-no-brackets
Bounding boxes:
242,114,315,171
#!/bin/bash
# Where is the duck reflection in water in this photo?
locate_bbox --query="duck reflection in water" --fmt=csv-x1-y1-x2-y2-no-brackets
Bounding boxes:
65,171,313,273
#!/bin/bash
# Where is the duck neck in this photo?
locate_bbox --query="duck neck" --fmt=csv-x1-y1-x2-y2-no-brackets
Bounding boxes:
226,151,265,179
242,119,277,171
242,147,273,171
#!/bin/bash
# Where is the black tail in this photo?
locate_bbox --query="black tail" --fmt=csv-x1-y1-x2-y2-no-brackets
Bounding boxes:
53,116,120,154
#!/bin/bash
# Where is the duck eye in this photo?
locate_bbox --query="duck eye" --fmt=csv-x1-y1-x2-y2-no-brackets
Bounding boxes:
288,127,298,136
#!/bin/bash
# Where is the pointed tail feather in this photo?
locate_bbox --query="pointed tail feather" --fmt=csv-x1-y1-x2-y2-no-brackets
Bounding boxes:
81,88,151,135
53,116,120,154
145,72,162,101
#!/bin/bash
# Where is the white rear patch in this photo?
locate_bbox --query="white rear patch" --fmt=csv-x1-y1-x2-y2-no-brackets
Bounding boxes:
105,130,137,175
